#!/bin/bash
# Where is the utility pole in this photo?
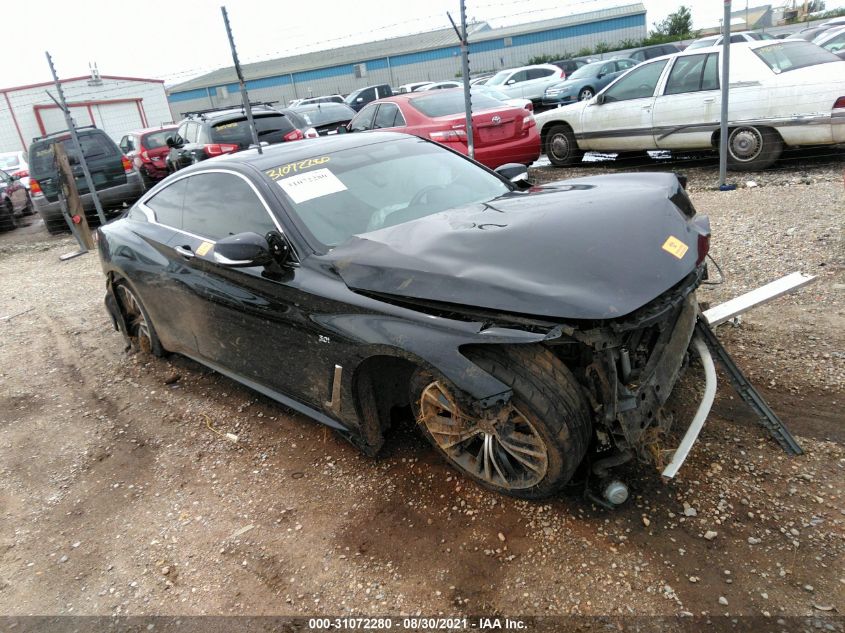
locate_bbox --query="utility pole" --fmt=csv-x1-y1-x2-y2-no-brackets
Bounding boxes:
46,51,107,225
448,0,474,159
221,6,261,154
718,0,732,189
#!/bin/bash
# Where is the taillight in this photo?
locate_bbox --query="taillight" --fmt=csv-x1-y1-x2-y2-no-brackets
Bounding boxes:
525,101,534,112
121,155,133,173
560,69,566,78
203,143,239,156
284,129,305,142
523,115,536,128
429,129,467,143
696,233,711,266
834,96,845,109
12,169,28,178
304,128,319,139
29,179,42,195
141,150,150,162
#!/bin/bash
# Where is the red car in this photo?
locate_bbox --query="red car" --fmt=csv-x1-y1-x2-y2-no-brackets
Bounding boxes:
346,89,540,168
119,126,178,187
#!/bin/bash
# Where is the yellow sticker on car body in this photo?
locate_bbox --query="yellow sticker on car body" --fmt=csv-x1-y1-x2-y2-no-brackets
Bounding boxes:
661,236,689,259
196,241,213,256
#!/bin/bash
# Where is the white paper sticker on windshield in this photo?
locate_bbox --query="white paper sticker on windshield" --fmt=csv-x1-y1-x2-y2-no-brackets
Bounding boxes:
277,168,346,203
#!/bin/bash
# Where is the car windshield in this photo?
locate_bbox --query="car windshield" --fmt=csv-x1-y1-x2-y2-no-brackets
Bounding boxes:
294,104,355,126
485,70,511,86
409,92,503,117
567,62,602,79
210,114,294,144
0,155,20,170
343,90,363,105
263,137,511,250
688,37,717,49
753,40,840,72
142,130,176,149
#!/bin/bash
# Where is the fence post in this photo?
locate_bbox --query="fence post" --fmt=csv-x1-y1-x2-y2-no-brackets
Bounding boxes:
54,143,95,251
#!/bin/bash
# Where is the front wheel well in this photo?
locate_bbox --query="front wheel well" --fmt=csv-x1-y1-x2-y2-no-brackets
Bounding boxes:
352,355,418,455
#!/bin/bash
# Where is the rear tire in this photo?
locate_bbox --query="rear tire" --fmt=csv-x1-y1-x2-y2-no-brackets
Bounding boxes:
23,194,36,216
410,345,592,499
544,124,583,167
42,212,69,235
727,126,783,170
114,280,165,357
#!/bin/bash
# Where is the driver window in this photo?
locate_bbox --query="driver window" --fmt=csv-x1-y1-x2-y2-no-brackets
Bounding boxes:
602,60,668,102
509,70,529,83
182,173,276,241
374,103,403,129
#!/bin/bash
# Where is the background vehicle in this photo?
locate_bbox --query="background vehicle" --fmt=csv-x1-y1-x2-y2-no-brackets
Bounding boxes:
620,43,684,62
119,126,178,187
0,169,32,231
346,89,540,168
814,26,845,60
344,84,394,111
98,133,712,499
166,105,317,172
28,127,143,234
788,25,834,41
469,75,494,86
687,30,775,49
484,64,564,103
542,58,638,105
397,81,434,92
293,95,345,106
418,81,462,91
290,102,358,135
0,151,30,189
550,58,589,78
472,85,533,111
536,41,845,170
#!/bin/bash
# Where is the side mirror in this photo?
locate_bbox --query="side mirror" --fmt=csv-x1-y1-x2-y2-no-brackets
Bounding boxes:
213,232,275,267
597,73,605,79
505,79,516,85
595,93,606,105
495,163,531,188
165,136,176,148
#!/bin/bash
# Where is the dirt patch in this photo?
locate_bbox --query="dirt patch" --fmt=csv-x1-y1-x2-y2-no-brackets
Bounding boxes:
0,158,842,619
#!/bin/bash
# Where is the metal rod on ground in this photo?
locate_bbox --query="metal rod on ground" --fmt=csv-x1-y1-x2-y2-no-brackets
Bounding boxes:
718,0,732,188
221,6,261,154
448,2,474,159
45,51,107,225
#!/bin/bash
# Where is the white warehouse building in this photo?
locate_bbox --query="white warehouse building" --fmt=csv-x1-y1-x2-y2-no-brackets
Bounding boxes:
168,4,647,115
0,72,173,154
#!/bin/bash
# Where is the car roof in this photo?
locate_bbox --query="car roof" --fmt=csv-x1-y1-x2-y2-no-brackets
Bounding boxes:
126,126,178,136
182,132,413,174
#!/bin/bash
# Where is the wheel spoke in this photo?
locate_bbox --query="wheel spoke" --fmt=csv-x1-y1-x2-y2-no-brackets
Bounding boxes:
498,431,546,457
498,438,546,474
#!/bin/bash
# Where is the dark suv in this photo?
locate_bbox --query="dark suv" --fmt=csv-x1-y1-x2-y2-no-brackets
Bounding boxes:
620,43,684,63
551,58,590,78
166,105,317,173
343,84,393,112
28,127,144,235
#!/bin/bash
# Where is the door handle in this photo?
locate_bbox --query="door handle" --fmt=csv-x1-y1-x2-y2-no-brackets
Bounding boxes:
642,105,652,110
703,98,715,103
175,245,195,259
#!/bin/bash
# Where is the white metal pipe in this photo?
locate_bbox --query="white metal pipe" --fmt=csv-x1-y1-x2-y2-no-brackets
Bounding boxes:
662,335,717,479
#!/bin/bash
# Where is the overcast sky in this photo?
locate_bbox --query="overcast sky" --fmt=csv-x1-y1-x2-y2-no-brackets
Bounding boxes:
3,0,843,89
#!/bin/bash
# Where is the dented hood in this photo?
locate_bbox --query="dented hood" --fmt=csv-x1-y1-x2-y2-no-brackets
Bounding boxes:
328,172,710,320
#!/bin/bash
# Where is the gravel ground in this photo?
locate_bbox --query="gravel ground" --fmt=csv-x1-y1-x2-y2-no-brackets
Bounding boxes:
0,156,842,623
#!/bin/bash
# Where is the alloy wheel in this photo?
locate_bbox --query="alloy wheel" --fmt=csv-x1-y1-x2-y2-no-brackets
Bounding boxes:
418,381,549,490
116,285,153,353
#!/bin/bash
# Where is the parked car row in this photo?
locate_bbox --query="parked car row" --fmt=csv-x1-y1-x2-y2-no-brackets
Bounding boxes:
536,40,845,170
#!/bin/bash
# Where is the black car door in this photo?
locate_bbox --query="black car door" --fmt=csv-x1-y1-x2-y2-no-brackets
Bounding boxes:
174,169,334,408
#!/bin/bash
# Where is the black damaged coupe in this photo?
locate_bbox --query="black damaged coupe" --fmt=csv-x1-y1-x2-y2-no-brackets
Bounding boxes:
98,132,713,501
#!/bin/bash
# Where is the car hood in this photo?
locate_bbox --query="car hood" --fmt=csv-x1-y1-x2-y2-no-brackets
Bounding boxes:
328,173,710,320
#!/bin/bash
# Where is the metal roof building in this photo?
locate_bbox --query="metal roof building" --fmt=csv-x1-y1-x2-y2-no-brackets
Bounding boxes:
168,3,647,114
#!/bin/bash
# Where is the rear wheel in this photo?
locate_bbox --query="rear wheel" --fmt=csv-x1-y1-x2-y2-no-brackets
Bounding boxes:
410,345,591,498
43,212,69,235
114,281,165,356
727,126,783,170
23,193,35,216
544,124,583,167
